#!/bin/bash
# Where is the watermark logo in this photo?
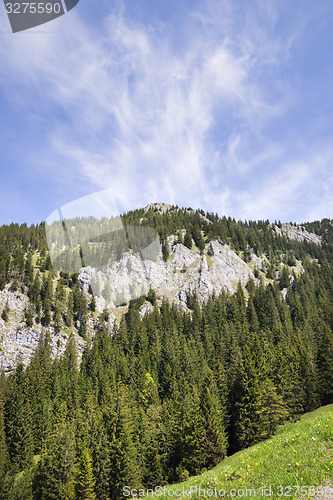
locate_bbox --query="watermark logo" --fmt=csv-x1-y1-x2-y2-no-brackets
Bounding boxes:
3,0,80,33
264,248,296,280
45,188,164,310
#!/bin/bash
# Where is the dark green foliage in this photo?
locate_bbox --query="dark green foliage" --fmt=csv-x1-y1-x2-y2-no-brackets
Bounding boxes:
315,320,333,405
183,229,192,249
162,240,170,261
89,294,96,313
279,266,290,290
24,305,34,328
1,307,9,322
33,416,76,499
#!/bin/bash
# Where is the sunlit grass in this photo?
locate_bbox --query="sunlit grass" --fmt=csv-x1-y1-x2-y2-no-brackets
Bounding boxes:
153,404,333,499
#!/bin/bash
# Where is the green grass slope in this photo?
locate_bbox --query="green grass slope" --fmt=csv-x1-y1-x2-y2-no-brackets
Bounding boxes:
147,405,333,500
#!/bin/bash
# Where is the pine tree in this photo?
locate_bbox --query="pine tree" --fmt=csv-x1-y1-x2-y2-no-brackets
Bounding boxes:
255,378,288,439
162,240,170,261
60,334,79,411
4,365,34,471
29,273,41,306
53,306,62,333
65,292,74,328
199,373,227,467
183,229,192,249
33,416,76,500
89,416,111,500
279,266,290,290
25,305,34,328
75,448,96,500
232,332,283,450
169,376,206,479
89,294,96,313
315,320,333,405
23,253,34,287
1,306,9,322
108,384,142,498
0,374,9,490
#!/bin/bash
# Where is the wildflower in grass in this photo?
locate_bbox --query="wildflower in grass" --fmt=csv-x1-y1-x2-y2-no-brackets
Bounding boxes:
255,463,258,466
296,462,299,466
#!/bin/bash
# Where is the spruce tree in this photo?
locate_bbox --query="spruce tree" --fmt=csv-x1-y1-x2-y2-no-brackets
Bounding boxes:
75,448,96,500
162,240,170,261
315,320,333,405
0,375,9,491
108,384,142,498
33,416,76,500
183,229,192,249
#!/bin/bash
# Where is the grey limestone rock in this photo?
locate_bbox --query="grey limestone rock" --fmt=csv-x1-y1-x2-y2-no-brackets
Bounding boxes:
0,288,85,372
275,223,322,245
78,239,255,312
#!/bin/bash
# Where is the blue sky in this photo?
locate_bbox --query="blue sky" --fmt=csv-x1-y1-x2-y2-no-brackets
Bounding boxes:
0,0,332,226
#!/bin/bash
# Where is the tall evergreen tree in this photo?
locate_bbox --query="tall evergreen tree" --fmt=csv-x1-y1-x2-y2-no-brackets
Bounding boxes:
75,448,96,500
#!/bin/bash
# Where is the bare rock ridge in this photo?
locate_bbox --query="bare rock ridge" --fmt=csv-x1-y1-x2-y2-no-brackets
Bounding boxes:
144,202,174,214
275,223,322,245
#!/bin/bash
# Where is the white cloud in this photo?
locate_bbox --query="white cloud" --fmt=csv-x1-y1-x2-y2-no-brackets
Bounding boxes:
0,1,332,222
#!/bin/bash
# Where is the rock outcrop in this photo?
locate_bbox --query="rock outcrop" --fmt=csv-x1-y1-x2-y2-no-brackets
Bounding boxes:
79,239,255,312
143,202,174,214
0,289,85,373
275,223,322,245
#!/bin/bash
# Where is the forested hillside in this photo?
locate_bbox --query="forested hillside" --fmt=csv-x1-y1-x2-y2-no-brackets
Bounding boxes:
0,205,332,499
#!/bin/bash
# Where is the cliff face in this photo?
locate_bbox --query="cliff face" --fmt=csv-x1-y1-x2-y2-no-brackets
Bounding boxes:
274,223,322,244
0,289,85,372
78,239,256,313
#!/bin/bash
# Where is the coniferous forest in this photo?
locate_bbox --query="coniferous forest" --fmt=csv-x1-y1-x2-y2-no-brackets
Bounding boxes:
0,207,332,499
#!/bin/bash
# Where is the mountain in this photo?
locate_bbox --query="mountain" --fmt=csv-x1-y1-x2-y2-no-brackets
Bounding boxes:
0,204,331,370
0,205,332,498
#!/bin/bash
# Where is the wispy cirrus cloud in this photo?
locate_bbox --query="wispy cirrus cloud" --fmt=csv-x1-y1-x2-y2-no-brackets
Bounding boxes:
0,0,332,223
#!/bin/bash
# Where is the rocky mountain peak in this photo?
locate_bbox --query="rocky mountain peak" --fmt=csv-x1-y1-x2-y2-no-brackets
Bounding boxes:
143,202,174,214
